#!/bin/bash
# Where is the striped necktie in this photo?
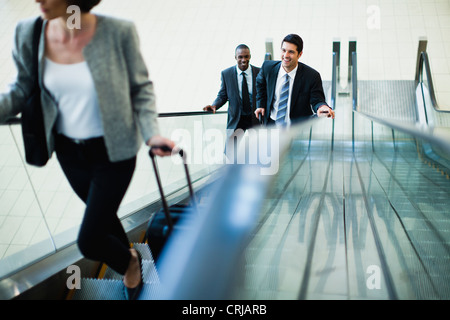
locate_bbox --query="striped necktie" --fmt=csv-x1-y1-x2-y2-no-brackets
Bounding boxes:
276,74,290,124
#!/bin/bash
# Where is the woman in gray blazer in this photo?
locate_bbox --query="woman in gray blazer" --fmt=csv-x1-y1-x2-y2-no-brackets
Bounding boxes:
0,0,174,300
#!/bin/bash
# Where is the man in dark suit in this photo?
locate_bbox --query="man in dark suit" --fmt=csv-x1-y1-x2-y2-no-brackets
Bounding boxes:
204,44,261,139
254,34,334,126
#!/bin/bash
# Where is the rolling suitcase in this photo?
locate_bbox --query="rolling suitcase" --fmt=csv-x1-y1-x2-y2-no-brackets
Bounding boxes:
146,147,196,262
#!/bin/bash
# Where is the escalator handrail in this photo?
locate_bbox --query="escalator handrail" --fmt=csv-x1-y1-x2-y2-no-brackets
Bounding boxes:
330,51,338,150
2,110,228,126
352,51,358,111
354,108,450,154
418,51,449,114
158,110,228,117
331,52,337,110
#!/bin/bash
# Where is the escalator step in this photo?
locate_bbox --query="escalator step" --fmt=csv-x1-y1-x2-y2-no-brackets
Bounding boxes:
70,243,161,300
134,243,155,261
102,243,159,284
102,259,160,284
71,278,161,300
71,278,125,300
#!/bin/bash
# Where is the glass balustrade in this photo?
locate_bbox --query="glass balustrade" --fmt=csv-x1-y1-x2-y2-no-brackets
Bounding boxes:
0,112,227,280
352,110,450,299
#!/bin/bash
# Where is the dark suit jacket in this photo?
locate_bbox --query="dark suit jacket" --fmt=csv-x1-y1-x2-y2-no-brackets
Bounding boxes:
212,65,260,130
256,60,328,124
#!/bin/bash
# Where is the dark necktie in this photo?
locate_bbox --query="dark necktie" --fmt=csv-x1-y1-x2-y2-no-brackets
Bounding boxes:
241,72,251,114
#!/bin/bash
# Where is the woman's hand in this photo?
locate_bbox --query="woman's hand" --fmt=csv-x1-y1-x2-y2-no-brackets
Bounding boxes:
147,135,176,156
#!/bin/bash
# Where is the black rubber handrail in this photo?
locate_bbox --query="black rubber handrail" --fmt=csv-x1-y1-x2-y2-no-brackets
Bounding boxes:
2,110,228,125
158,110,228,117
330,51,337,151
354,109,450,154
351,51,358,111
418,51,450,114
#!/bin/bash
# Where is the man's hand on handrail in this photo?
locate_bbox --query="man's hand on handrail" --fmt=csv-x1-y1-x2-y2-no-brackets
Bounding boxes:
203,105,217,114
317,105,335,119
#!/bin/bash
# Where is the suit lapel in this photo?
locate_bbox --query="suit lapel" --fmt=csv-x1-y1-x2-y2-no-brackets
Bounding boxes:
290,63,304,113
268,62,281,110
230,67,240,106
251,65,258,109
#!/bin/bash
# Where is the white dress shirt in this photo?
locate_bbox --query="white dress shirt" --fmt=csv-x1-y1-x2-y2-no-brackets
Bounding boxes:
270,65,298,126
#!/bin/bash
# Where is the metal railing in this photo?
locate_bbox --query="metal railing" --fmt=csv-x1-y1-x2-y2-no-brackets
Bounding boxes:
415,39,450,128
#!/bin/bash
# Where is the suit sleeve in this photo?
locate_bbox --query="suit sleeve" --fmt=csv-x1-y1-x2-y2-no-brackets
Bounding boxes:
211,71,228,109
310,71,329,113
256,63,267,112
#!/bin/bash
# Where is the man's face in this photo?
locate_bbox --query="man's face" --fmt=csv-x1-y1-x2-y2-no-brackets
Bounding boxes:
235,48,251,71
281,42,302,72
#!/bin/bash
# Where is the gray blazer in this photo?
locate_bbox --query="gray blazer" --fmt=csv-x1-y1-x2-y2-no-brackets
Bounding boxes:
0,15,160,162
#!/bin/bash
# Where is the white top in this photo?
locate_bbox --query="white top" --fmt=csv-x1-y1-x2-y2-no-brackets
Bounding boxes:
43,58,104,140
270,65,298,126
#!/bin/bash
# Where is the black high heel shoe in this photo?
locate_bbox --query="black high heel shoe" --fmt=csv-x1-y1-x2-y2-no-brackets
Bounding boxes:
123,249,144,300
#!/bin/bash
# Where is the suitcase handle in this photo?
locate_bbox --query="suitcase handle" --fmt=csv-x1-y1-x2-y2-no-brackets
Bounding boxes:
149,146,195,231
149,145,172,154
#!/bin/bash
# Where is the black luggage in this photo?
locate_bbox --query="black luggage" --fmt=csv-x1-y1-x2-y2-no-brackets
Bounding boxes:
146,147,196,262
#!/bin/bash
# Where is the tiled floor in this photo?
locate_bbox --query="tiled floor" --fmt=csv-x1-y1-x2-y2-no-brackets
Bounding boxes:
0,0,449,279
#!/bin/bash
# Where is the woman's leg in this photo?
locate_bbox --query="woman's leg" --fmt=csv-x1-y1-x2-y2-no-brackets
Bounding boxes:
55,135,136,275
76,156,136,274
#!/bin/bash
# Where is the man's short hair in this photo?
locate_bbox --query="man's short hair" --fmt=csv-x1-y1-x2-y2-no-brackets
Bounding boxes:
282,34,303,53
235,44,250,53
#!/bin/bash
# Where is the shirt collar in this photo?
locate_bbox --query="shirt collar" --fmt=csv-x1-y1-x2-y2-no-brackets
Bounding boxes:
279,64,298,80
237,65,251,76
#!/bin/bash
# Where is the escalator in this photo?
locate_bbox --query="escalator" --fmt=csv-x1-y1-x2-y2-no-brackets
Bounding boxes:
2,40,450,300
230,105,450,299
228,43,450,300
69,91,450,299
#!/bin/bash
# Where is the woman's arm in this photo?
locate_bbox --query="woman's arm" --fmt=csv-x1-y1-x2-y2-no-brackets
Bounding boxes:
0,19,35,123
